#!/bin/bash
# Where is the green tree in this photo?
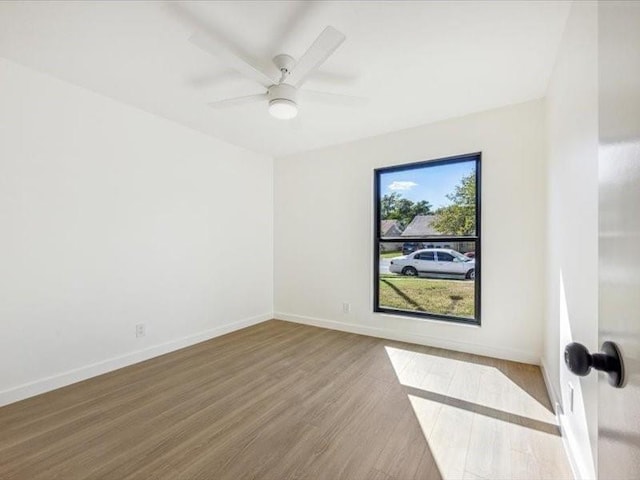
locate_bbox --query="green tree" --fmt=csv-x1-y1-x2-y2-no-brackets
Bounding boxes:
432,171,476,235
380,193,432,228
380,192,402,220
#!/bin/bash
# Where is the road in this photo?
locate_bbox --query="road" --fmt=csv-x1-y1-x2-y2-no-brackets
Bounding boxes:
379,258,392,274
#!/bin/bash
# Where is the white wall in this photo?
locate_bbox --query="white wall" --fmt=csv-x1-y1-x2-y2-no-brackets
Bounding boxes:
544,2,598,478
274,99,547,364
0,58,273,405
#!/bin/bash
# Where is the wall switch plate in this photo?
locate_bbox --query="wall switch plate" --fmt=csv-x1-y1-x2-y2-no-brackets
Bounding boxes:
568,382,574,413
136,323,146,338
342,302,351,314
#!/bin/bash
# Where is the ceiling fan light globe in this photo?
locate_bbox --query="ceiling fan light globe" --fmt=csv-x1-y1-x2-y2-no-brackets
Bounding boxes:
269,99,298,120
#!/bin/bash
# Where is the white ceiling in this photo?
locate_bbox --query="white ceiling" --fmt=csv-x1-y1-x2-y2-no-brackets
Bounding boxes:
0,1,570,157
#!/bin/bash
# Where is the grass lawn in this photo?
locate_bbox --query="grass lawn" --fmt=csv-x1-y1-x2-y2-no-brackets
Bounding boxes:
380,250,402,259
379,274,474,318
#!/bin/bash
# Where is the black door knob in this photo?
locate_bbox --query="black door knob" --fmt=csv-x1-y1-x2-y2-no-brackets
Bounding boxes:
564,341,625,388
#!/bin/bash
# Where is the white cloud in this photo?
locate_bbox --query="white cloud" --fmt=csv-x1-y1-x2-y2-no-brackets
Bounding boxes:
388,181,418,191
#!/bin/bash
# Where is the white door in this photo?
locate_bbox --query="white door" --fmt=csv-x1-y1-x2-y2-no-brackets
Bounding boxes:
435,251,464,275
413,251,436,275
598,2,640,478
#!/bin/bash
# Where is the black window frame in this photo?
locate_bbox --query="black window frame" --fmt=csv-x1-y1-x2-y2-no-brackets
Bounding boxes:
373,152,482,325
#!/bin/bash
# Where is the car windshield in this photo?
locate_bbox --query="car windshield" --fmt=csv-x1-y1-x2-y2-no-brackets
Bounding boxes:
451,251,471,262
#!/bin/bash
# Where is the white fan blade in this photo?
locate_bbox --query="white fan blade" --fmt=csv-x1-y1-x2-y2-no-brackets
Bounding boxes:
308,71,358,87
300,90,368,107
267,1,316,55
208,93,268,109
288,26,346,88
190,33,278,88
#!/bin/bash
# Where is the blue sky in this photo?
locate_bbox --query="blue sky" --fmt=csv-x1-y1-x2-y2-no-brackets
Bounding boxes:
380,160,475,209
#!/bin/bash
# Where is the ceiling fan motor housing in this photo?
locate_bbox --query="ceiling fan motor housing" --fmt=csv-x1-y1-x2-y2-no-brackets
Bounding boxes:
273,54,296,76
268,83,297,105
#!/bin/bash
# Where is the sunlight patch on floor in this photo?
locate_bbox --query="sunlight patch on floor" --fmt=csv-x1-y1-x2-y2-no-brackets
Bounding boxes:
384,346,555,423
385,346,573,480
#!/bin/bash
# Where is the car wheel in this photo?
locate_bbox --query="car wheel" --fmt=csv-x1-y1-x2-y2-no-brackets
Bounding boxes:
466,269,475,280
402,266,418,277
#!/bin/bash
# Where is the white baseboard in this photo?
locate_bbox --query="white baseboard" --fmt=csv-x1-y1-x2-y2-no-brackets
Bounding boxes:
0,313,272,407
540,357,562,414
540,358,579,480
275,312,540,365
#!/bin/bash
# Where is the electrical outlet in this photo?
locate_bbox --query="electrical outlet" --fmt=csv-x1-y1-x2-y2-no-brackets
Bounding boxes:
342,302,351,314
135,323,146,338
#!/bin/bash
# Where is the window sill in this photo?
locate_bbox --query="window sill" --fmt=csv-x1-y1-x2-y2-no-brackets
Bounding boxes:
374,307,481,327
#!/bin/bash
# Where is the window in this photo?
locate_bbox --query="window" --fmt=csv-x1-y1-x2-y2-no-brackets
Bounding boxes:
374,153,481,324
437,252,455,262
415,252,434,261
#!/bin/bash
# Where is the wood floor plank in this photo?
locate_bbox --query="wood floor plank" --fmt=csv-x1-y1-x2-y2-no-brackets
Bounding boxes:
1,324,317,475
0,320,571,480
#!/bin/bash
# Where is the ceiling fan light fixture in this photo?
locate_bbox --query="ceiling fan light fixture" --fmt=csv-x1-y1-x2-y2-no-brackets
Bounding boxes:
268,98,298,120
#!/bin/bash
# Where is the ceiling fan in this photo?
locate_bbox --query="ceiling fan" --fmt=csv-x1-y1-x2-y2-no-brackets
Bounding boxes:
189,26,365,120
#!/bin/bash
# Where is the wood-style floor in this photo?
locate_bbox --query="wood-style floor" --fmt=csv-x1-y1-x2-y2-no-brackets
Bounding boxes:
0,320,571,480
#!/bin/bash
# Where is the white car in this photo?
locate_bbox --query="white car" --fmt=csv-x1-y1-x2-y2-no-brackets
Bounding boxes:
389,248,476,279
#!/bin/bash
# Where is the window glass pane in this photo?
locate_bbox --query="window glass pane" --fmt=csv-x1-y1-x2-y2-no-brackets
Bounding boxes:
376,155,479,323
379,159,477,237
378,240,476,320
